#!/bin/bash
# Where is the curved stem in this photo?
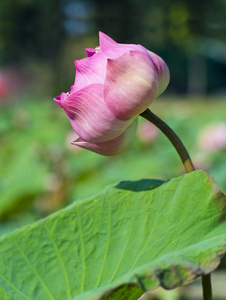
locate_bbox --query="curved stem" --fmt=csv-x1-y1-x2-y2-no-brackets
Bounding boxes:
140,108,195,173
140,108,213,300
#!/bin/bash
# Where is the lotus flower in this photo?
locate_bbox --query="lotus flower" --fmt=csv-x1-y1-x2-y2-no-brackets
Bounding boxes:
54,32,169,155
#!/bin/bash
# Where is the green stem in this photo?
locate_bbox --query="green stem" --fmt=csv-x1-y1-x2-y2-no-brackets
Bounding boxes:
202,274,212,300
140,108,212,300
140,109,195,173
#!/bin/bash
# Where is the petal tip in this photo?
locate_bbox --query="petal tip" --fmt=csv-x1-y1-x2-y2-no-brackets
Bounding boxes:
54,94,65,107
99,32,118,49
86,48,96,57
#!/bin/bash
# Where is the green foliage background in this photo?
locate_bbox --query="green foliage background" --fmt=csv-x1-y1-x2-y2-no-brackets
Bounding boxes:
1,96,225,229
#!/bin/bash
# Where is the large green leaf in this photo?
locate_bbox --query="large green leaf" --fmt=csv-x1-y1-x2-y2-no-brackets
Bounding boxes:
0,170,225,299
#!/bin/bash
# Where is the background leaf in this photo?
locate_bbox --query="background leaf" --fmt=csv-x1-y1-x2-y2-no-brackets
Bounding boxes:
0,170,225,300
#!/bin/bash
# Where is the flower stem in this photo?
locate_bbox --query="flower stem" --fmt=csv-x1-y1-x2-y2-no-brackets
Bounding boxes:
202,274,212,300
140,108,213,300
140,108,195,173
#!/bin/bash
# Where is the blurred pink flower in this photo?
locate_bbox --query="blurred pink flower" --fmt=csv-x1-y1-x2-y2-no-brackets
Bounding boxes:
138,121,159,143
0,67,24,101
54,32,169,155
192,154,210,170
0,77,6,98
198,123,226,152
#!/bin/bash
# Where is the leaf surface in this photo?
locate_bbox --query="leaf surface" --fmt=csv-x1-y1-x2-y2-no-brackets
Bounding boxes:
0,170,225,299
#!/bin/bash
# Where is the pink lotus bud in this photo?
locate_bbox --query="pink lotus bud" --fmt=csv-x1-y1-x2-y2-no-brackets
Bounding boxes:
54,32,169,155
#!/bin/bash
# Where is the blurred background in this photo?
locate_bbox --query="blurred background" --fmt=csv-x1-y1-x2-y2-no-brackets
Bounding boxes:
0,0,226,299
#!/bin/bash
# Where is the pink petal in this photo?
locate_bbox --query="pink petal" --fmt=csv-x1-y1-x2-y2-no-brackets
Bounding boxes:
104,50,158,120
99,32,147,59
72,119,138,156
85,48,96,57
147,50,170,97
54,83,133,143
99,32,118,49
73,50,107,92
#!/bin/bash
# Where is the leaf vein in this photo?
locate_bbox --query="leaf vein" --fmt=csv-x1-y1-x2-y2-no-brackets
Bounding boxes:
44,222,71,299
76,206,86,293
128,200,160,272
95,198,112,288
0,274,31,300
108,194,135,283
14,241,54,300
